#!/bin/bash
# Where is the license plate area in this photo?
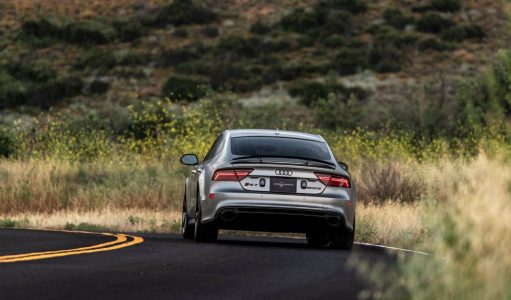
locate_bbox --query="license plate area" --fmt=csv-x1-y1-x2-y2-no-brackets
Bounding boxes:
270,177,296,193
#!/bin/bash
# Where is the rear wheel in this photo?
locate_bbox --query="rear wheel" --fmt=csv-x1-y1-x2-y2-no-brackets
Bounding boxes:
329,219,355,249
181,194,194,239
306,231,329,247
194,202,218,243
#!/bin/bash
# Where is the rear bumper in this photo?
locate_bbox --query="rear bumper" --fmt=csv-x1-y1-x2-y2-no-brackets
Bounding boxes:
200,191,355,232
212,206,349,233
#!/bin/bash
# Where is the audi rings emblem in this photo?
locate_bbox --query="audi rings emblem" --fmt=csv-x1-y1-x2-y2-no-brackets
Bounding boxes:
275,169,293,176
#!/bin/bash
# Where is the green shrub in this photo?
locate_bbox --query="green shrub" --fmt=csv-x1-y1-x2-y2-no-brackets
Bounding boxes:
416,12,455,33
154,0,218,26
383,8,415,30
250,21,272,35
116,51,150,66
161,75,209,101
25,76,84,109
0,128,14,157
289,82,328,106
73,49,118,71
321,34,346,48
0,218,16,228
411,4,433,13
6,59,56,82
430,0,462,12
112,19,146,42
63,19,117,44
417,37,450,51
412,0,462,13
87,78,110,95
21,17,60,38
0,81,28,109
173,28,188,38
288,81,368,107
160,44,206,67
441,24,485,42
215,36,294,59
322,9,354,35
368,29,415,73
316,0,368,15
313,94,366,129
200,26,219,38
280,8,319,33
333,47,368,75
19,17,62,47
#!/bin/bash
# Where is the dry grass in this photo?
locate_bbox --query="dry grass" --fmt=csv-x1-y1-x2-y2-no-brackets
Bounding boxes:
0,159,184,213
355,160,424,204
356,202,425,249
0,208,181,233
366,154,511,299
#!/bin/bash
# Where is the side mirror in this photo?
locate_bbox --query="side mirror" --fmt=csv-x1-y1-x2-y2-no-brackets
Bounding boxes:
180,154,199,166
338,161,349,171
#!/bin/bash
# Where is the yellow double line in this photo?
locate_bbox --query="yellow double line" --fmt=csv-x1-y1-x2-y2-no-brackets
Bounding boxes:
0,229,144,263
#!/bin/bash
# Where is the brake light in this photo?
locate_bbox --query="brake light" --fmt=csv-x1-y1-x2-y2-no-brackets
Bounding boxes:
213,169,253,181
315,173,351,188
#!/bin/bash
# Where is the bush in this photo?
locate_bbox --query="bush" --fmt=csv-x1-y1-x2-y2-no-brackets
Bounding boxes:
313,93,367,129
200,26,219,38
440,24,485,42
112,19,146,42
177,61,248,92
161,75,209,101
357,160,423,203
215,36,294,59
6,59,56,82
333,47,368,75
87,78,110,95
154,0,218,26
383,8,415,30
430,0,462,12
160,44,206,67
19,17,62,47
25,76,84,109
417,37,450,51
0,128,14,157
288,81,368,107
0,81,28,110
412,0,462,13
369,33,404,73
73,49,118,71
63,19,117,45
316,0,368,15
321,34,346,48
322,9,354,35
250,21,272,35
280,8,319,33
416,12,455,33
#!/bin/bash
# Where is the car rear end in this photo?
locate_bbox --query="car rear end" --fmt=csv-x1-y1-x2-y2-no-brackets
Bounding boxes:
200,131,356,248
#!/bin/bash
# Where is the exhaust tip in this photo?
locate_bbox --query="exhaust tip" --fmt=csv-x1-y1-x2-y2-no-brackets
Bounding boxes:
326,215,341,227
220,209,239,222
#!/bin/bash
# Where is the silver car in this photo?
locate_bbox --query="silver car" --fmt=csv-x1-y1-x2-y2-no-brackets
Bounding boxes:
180,129,356,249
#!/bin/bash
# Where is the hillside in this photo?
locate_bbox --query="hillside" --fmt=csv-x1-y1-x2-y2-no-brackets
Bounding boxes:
0,0,509,130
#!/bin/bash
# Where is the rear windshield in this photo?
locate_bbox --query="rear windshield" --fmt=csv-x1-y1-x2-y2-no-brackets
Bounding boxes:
230,136,332,162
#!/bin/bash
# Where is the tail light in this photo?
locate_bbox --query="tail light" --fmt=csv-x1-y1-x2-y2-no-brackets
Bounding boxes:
213,169,253,181
315,172,351,188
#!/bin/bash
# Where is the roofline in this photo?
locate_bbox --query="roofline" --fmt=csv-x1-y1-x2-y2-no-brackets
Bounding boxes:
224,129,324,142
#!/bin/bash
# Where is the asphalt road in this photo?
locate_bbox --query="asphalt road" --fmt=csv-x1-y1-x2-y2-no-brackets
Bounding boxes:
0,228,398,300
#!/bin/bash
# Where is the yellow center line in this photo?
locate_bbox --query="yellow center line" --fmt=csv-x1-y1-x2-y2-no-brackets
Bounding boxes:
0,229,144,263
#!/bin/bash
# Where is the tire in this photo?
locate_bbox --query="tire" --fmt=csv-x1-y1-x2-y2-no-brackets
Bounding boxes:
329,218,355,249
306,231,329,247
194,201,218,243
181,194,194,239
